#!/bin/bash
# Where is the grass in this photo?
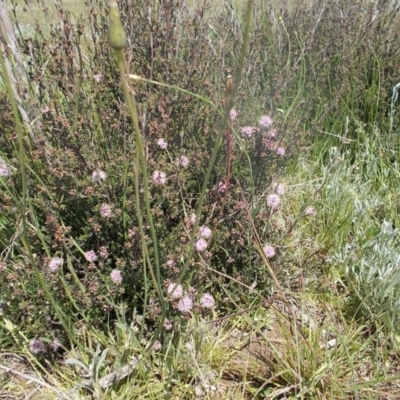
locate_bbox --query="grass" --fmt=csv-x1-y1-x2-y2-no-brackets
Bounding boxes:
2,0,400,398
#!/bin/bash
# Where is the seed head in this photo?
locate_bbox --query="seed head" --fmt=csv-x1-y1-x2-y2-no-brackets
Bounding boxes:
108,1,126,49
225,75,233,94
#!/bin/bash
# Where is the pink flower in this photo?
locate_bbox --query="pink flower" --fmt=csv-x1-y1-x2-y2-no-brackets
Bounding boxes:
177,295,193,313
48,257,63,272
195,238,208,252
267,128,277,138
198,226,212,239
276,146,286,156
200,293,215,309
263,245,275,258
29,339,44,354
259,115,273,129
272,183,285,195
152,170,167,185
230,108,238,121
85,250,98,262
157,138,168,149
0,163,10,177
100,204,112,218
163,319,172,330
152,340,162,351
190,213,197,224
167,283,183,299
267,194,280,208
176,155,189,168
241,126,257,138
93,73,102,82
218,181,226,193
305,206,316,216
49,339,61,351
166,259,175,268
110,269,122,284
91,170,107,182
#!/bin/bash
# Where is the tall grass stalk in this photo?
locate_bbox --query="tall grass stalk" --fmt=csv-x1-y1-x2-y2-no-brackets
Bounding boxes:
108,0,166,348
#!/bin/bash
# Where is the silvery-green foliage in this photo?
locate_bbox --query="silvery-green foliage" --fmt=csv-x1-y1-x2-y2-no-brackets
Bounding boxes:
336,219,400,330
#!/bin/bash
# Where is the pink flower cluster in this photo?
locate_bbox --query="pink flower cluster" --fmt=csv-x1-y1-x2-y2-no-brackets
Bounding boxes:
157,138,168,149
263,244,275,258
152,170,167,185
166,281,216,314
240,114,286,156
195,225,212,252
48,257,63,272
91,170,107,182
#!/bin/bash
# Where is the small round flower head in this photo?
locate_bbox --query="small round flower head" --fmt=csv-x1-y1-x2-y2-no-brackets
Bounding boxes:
177,295,193,313
167,282,183,299
100,203,112,218
272,183,285,195
29,339,44,354
276,146,286,156
91,170,107,182
200,293,215,309
229,108,238,121
93,73,102,82
99,246,109,258
50,338,62,351
0,262,6,271
0,163,10,177
259,115,273,129
217,181,226,193
267,193,280,209
166,259,175,268
152,170,167,185
241,126,257,138
163,318,172,330
263,245,275,258
195,238,208,252
157,138,168,149
152,340,162,351
110,269,122,285
190,213,197,225
305,206,316,216
176,155,189,168
85,250,98,262
48,257,63,272
267,128,277,138
198,226,212,239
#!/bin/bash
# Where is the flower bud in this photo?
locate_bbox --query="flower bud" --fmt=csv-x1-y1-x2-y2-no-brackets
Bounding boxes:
225,75,233,94
108,1,126,49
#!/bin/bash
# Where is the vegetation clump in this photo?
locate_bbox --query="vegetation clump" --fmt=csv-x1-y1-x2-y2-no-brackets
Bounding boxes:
2,0,400,398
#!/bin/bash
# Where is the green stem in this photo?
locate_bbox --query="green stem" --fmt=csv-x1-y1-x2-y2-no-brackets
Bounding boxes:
113,48,165,345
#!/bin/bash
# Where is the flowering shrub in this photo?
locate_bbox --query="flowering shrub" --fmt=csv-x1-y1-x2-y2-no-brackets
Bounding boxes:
1,0,399,355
